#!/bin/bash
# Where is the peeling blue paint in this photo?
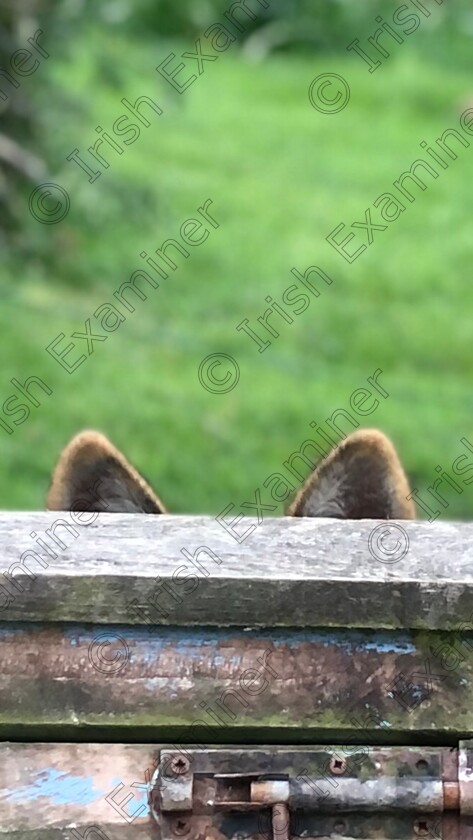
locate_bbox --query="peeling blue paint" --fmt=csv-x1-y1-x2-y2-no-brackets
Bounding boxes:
6,623,417,657
0,626,24,639
360,640,416,654
62,624,418,651
212,656,227,667
6,768,151,816
109,775,150,818
6,769,104,806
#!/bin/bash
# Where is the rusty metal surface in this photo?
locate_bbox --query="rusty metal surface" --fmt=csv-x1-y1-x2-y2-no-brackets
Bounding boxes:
159,774,193,812
153,747,473,840
441,747,460,814
251,782,290,805
289,777,443,812
460,740,473,815
272,803,290,840
1,622,473,740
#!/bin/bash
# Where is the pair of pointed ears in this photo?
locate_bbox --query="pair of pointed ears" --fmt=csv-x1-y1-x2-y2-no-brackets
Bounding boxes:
47,428,415,520
47,431,166,514
288,429,415,519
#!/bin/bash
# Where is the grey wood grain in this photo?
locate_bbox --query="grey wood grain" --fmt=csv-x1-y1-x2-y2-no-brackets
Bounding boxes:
0,512,471,629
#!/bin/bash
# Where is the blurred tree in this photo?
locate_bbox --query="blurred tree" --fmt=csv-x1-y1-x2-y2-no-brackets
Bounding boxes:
121,0,471,56
0,0,47,246
1,0,471,259
0,0,157,283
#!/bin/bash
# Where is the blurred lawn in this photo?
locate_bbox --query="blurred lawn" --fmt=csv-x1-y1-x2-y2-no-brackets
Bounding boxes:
1,26,473,517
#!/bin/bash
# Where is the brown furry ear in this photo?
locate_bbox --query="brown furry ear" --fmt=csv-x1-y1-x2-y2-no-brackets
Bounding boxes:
288,429,415,520
47,431,166,514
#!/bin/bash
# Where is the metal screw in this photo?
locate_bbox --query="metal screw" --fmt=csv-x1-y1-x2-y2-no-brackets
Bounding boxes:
329,756,347,775
171,818,191,836
413,820,430,837
415,759,429,774
170,755,191,776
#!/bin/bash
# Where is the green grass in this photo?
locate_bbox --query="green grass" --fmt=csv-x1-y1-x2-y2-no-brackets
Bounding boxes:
2,27,473,518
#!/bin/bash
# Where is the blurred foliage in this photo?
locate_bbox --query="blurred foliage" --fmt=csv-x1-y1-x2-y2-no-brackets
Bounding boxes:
3,0,473,255
99,0,473,54
0,0,161,282
62,0,473,50
0,0,44,245
1,0,473,518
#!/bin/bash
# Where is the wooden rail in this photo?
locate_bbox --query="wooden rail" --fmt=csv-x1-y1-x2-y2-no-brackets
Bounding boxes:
0,512,471,629
0,511,471,740
0,513,473,836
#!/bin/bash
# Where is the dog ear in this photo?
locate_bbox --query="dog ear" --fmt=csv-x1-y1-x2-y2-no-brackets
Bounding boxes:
47,431,166,514
288,429,415,519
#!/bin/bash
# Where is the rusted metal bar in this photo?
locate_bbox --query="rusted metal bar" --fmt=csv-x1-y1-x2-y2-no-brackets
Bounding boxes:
271,778,444,813
272,803,290,840
152,746,473,820
253,777,450,814
442,747,460,813
459,741,473,815
252,781,290,805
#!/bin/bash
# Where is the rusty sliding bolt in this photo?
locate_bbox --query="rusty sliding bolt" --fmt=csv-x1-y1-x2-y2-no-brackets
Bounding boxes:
272,803,290,840
443,781,460,811
252,781,290,805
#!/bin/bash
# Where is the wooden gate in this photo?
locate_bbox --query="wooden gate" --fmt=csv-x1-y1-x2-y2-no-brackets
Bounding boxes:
0,512,473,838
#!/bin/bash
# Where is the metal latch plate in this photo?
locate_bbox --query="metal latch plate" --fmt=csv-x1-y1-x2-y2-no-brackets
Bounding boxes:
150,745,473,840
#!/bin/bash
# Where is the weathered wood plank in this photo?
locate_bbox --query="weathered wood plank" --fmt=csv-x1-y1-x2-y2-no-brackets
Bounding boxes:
0,622,472,738
0,742,155,837
0,513,471,629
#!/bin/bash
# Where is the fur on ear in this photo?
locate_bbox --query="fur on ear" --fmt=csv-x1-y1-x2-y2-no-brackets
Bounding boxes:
47,431,166,514
288,429,415,520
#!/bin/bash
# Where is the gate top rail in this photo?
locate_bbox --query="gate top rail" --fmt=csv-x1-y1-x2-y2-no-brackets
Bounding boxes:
0,512,471,629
